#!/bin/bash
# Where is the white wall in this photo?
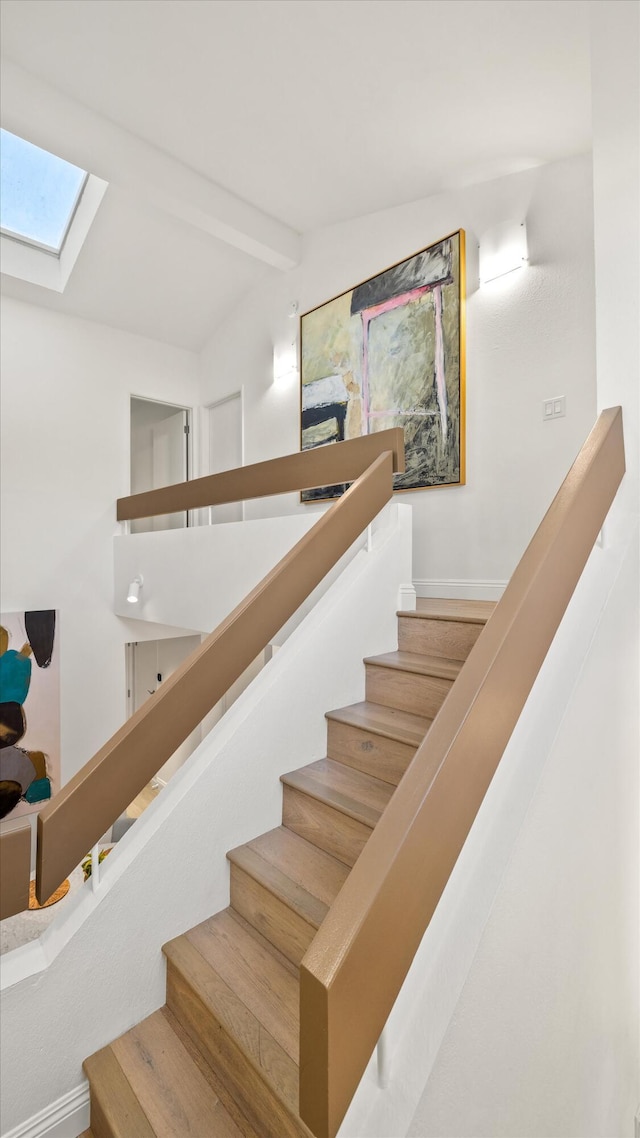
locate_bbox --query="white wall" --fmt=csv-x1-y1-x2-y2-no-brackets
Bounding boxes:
0,298,199,790
199,154,597,592
113,514,318,631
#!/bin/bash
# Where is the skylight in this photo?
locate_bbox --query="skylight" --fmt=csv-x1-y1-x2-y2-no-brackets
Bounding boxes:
0,129,88,255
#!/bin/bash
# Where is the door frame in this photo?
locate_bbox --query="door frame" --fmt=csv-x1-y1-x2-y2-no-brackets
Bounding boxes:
202,387,245,523
129,394,194,528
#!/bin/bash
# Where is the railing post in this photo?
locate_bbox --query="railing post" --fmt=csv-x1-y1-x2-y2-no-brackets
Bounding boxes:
0,820,32,919
376,1027,390,1089
91,843,101,893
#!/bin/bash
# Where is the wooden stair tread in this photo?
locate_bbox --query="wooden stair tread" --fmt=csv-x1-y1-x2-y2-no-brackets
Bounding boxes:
281,758,394,828
407,598,497,623
228,827,349,927
326,700,432,747
164,908,300,1069
107,1008,246,1137
364,649,463,681
84,1012,249,1137
159,1004,261,1138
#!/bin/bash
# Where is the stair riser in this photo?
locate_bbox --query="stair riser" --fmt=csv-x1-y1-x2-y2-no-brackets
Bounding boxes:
365,664,453,718
326,718,415,785
397,616,482,661
89,1094,151,1138
282,785,372,867
84,1049,155,1138
230,864,314,967
90,1097,117,1138
166,959,309,1138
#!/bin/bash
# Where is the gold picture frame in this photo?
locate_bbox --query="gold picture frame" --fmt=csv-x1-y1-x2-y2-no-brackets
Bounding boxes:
300,230,466,501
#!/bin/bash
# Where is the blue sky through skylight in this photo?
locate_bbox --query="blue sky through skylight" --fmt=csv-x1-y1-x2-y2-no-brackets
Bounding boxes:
0,129,87,252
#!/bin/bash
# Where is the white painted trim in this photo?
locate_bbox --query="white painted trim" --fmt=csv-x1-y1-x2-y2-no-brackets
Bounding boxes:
0,175,107,293
398,582,417,611
414,578,508,601
204,388,245,522
1,1083,89,1138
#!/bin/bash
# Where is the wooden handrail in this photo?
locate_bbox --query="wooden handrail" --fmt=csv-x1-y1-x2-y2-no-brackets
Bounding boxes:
35,437,404,904
0,819,31,920
117,428,405,520
299,407,625,1138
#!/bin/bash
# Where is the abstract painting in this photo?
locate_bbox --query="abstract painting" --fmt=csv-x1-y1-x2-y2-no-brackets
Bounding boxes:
300,231,465,500
0,610,59,820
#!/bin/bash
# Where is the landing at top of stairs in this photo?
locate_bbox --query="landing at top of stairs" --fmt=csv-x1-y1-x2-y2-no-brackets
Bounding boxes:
406,597,498,622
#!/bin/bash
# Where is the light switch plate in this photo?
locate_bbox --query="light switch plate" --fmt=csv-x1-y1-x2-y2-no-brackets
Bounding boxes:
543,395,566,420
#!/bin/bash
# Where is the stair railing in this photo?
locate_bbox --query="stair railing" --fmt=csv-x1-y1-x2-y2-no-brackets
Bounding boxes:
0,428,404,919
298,406,626,1138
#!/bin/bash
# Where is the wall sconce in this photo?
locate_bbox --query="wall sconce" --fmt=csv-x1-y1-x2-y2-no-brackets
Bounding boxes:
479,220,528,284
273,301,300,387
127,575,143,604
273,340,298,387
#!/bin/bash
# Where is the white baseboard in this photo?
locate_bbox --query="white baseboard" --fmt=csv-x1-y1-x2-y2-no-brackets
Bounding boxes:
414,578,507,601
2,1083,89,1138
398,582,417,611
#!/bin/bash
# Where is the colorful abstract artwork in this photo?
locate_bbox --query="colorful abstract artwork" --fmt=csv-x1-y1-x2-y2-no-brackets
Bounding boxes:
0,610,59,820
300,231,465,500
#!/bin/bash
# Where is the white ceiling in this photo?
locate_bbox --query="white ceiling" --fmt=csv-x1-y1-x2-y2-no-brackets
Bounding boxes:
1,184,268,349
0,0,592,350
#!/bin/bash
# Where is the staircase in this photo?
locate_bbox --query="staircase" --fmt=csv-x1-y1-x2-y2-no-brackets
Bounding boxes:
81,599,494,1138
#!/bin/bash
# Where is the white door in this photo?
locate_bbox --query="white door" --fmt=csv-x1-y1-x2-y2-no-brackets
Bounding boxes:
129,635,203,785
208,392,243,524
151,409,189,530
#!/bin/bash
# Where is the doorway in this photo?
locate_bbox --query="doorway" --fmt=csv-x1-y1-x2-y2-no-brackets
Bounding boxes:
206,389,244,524
124,634,267,802
125,635,203,787
130,396,191,534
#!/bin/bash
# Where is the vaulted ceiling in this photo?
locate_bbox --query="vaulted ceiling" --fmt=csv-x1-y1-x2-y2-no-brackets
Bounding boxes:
0,0,592,350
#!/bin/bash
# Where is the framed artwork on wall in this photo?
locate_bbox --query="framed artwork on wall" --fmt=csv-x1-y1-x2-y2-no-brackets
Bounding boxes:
300,230,465,501
0,609,60,821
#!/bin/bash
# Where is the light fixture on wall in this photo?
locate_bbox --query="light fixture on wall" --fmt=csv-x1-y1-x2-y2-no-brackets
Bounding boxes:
273,340,298,387
273,301,300,388
127,575,143,604
479,220,528,284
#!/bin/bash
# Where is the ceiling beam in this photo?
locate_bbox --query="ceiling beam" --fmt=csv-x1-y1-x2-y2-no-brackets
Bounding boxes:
1,59,301,271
